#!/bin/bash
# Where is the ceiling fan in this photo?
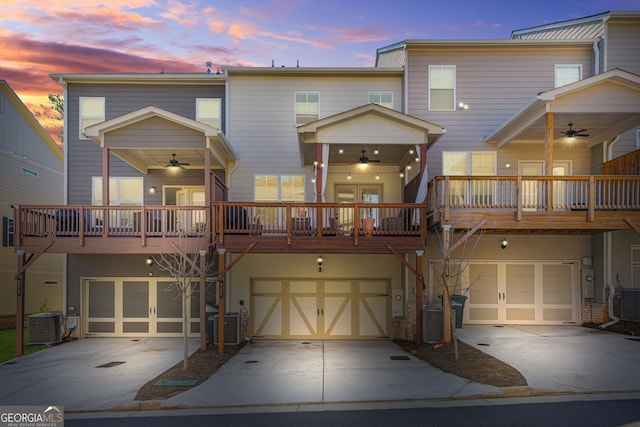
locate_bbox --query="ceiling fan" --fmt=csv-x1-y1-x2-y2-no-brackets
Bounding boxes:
561,123,589,138
165,153,190,169
359,149,381,163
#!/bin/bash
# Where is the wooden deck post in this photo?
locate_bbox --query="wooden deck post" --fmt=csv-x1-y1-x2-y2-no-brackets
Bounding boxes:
442,225,452,342
217,249,226,355
15,252,26,356
416,250,424,347
199,249,207,351
545,112,554,176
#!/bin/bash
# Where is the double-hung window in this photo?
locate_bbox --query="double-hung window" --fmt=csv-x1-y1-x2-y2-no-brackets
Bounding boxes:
79,97,105,139
196,98,222,129
555,65,582,87
92,177,143,228
295,92,319,125
254,175,305,227
429,65,455,111
368,92,393,109
443,152,496,206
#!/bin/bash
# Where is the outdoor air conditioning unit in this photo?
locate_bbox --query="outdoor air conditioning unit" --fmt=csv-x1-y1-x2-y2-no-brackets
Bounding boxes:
213,314,241,345
422,308,444,344
620,289,640,322
28,313,63,345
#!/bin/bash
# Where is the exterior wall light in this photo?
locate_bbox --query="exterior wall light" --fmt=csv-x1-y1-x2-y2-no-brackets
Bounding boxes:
146,256,154,266
501,238,508,249
317,255,324,272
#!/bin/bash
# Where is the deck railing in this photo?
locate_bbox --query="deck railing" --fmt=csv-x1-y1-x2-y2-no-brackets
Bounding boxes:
14,202,425,246
430,175,640,222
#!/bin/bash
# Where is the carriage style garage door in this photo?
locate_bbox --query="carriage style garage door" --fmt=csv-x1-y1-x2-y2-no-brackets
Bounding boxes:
462,261,579,324
251,279,390,339
82,278,207,337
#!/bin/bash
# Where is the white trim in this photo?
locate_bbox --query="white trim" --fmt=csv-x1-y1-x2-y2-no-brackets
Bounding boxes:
554,64,583,88
428,65,456,112
79,96,105,140
294,91,320,125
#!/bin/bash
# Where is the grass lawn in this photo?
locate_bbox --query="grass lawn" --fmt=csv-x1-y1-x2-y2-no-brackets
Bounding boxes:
0,329,46,363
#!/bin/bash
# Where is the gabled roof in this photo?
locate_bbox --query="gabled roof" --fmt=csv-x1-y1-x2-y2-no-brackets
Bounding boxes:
485,69,640,147
84,105,223,139
298,103,444,146
297,103,445,166
84,105,237,173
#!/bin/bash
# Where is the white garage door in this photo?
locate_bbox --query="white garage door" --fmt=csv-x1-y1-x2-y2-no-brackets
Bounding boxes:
251,279,390,339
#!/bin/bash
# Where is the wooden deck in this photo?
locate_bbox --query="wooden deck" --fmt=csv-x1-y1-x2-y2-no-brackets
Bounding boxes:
12,175,640,255
429,175,640,233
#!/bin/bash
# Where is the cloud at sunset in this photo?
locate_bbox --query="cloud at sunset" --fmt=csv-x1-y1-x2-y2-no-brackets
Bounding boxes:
0,0,623,140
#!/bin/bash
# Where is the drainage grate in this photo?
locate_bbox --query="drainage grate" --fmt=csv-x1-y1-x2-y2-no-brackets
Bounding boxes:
245,360,259,364
96,361,125,368
154,379,198,387
477,343,490,346
390,355,411,361
3,361,17,365
625,337,640,342
301,342,311,344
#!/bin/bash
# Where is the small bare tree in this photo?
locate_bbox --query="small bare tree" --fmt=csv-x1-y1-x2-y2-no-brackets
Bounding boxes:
432,222,486,360
152,216,216,369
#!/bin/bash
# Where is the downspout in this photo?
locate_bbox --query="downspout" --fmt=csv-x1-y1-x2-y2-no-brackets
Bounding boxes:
593,41,600,75
599,136,620,329
59,76,69,319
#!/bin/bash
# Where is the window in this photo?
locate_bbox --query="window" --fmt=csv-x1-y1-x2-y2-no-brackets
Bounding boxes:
555,65,582,87
429,65,455,111
92,177,143,228
368,92,393,109
196,98,222,129
254,175,304,201
79,97,105,139
443,152,496,205
2,217,13,247
254,175,305,227
636,129,640,150
92,177,143,205
295,92,319,125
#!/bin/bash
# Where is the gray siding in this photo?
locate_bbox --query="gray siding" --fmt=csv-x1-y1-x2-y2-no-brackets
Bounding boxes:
605,22,640,74
404,46,594,177
227,74,403,201
66,83,224,204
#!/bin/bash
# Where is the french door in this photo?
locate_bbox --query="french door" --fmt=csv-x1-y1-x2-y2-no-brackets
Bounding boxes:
83,278,204,336
335,184,382,232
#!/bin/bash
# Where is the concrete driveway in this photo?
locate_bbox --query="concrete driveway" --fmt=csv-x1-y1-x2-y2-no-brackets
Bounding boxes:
0,337,198,411
165,340,498,408
456,325,640,393
2,326,639,412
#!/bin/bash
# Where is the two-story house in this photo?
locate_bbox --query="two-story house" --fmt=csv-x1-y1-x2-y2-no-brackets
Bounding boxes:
12,11,640,350
1,80,63,330
375,10,640,329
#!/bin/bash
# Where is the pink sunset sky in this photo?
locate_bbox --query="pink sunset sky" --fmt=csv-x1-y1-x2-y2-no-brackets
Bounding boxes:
1,0,639,138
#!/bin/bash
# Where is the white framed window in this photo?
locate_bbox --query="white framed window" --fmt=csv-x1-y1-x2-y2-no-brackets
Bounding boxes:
555,65,582,87
79,97,105,139
92,177,143,228
295,92,319,125
92,177,143,205
254,175,305,201
196,98,222,129
443,151,496,205
368,92,393,109
429,65,455,111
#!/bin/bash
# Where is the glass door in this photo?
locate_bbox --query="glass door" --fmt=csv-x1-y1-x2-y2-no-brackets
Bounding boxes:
335,184,382,232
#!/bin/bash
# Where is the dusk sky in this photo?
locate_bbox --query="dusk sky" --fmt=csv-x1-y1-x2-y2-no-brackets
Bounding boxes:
2,0,639,132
